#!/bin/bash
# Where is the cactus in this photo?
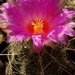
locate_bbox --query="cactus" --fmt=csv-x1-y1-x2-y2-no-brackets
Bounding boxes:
5,38,75,75
0,0,75,75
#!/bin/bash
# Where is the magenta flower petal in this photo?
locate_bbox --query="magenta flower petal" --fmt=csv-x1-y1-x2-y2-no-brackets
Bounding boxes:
44,40,55,49
58,34,68,44
64,26,75,36
14,0,62,16
62,8,75,18
47,26,64,43
53,9,75,28
32,35,44,53
67,22,75,28
0,0,75,53
47,26,75,44
7,35,25,43
7,25,30,36
1,3,25,26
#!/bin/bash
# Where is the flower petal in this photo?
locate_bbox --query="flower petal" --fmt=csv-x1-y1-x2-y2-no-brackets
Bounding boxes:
1,3,24,26
53,8,75,27
58,34,68,44
64,26,75,36
46,27,63,43
13,0,63,19
44,40,55,49
32,35,44,53
7,25,30,36
62,8,75,18
7,35,25,43
66,21,75,28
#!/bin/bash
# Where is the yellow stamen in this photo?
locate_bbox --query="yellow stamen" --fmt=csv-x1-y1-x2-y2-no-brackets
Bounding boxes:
31,18,44,34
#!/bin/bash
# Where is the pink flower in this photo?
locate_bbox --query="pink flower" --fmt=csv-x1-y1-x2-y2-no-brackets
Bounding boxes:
0,0,75,53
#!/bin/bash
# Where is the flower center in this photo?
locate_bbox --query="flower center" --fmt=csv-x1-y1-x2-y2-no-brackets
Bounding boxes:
31,18,44,34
